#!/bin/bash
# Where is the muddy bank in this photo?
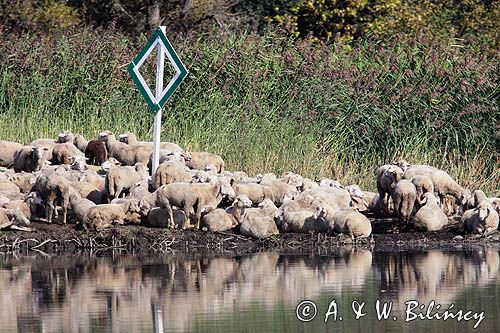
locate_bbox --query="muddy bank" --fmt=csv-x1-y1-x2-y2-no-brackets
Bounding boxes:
1,218,499,255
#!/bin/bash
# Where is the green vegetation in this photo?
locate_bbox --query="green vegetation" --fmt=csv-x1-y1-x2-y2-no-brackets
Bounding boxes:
0,28,497,192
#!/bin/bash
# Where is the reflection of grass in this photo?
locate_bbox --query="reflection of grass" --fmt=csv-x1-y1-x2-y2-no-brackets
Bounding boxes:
0,29,497,192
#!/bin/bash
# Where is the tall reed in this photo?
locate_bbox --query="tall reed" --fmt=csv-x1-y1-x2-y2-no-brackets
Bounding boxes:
0,29,497,192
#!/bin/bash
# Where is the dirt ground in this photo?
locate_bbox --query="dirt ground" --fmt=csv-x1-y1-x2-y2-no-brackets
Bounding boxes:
1,217,499,255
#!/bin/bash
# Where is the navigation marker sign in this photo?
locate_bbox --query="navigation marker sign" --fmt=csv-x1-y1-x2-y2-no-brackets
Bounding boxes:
128,27,188,113
127,26,188,176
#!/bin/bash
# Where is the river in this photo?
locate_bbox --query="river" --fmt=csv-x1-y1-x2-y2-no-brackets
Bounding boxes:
1,248,498,332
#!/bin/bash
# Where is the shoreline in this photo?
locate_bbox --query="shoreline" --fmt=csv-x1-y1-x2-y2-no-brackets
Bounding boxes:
1,218,499,255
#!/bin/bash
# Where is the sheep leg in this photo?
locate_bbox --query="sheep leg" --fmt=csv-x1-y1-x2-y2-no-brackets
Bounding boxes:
164,201,175,229
193,198,202,229
47,200,54,224
62,199,68,224
182,202,191,229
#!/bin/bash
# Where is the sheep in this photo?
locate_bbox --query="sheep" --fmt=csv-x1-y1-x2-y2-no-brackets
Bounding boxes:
300,177,319,191
99,131,152,166
153,182,236,229
33,173,70,224
104,163,149,201
29,138,56,161
0,140,23,168
13,146,47,173
251,198,280,220
318,178,343,188
2,199,32,220
281,209,327,233
413,192,449,231
77,172,105,193
158,150,186,165
68,189,95,223
281,171,304,190
296,190,341,212
84,140,107,166
56,130,75,144
239,210,279,238
463,200,499,235
6,173,37,193
258,178,299,206
465,190,488,209
51,142,85,165
391,179,417,229
376,165,404,213
73,134,89,152
410,175,435,207
306,186,351,210
184,151,225,173
154,160,191,188
82,201,142,230
345,185,368,210
71,181,103,204
0,207,31,230
119,131,183,152
232,182,274,205
404,167,469,211
319,208,372,239
202,195,253,232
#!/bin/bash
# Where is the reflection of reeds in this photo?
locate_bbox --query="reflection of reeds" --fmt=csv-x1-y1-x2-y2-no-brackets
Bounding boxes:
0,29,497,193
0,250,499,332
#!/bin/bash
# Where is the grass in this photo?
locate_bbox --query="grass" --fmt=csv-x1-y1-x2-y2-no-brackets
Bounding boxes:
0,28,498,193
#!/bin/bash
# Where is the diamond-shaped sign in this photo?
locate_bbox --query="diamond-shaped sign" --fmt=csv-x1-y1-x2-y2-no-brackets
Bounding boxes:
128,28,188,113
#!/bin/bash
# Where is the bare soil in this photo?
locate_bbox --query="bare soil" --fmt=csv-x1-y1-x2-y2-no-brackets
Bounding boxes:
1,217,499,255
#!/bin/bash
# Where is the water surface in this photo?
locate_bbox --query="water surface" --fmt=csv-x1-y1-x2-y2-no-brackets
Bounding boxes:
1,249,499,332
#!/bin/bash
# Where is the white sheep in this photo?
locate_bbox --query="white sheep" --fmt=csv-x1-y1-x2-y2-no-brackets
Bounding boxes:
104,163,149,201
6,173,37,193
391,179,417,227
0,207,31,230
410,175,434,207
239,209,279,238
119,131,183,152
413,192,448,231
153,182,236,229
99,131,152,166
232,182,274,205
154,160,191,188
68,188,95,223
319,208,372,239
83,201,142,230
376,164,404,213
71,180,103,204
258,178,298,206
281,209,327,233
73,134,89,152
202,195,253,232
300,177,319,191
463,200,499,235
184,151,225,173
0,140,23,168
52,142,85,165
404,166,469,211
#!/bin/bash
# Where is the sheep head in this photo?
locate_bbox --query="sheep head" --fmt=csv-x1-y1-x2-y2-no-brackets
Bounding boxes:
477,201,492,220
233,195,253,208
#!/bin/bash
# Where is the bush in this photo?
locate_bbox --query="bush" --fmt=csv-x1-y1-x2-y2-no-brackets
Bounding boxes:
272,0,499,47
0,0,80,32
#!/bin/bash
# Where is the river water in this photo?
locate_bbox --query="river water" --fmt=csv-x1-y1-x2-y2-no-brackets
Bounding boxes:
1,249,499,332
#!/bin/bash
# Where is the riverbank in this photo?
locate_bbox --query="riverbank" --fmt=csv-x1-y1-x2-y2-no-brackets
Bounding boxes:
1,218,499,255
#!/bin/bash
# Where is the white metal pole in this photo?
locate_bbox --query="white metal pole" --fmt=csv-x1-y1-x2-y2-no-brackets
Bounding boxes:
152,26,166,176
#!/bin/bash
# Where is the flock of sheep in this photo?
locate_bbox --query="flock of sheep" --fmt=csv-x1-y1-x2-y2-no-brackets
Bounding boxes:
0,131,498,240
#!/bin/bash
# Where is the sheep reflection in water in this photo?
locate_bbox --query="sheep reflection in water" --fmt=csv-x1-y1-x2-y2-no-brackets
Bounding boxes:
0,249,499,332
